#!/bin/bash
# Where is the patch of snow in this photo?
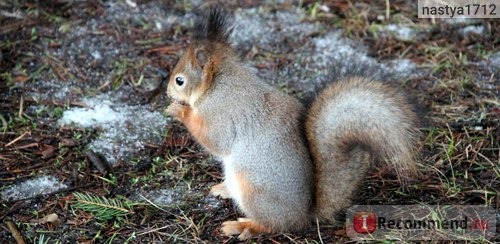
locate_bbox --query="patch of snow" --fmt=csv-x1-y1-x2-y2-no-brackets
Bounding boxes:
142,189,175,206
232,9,277,51
53,86,74,100
232,8,320,52
150,190,174,205
125,0,137,8
59,98,119,127
132,187,222,209
311,31,374,69
58,90,167,165
29,80,84,102
383,24,416,41
445,16,474,24
91,50,102,60
460,25,484,35
386,59,418,75
155,21,162,31
305,31,417,81
490,52,500,67
129,188,183,207
203,195,222,209
1,176,67,201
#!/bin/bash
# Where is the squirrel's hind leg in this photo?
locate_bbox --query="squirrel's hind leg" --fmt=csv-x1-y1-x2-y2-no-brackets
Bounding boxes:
221,218,271,240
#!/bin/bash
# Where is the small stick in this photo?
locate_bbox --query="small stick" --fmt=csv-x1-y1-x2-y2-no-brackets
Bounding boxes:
5,131,30,147
13,142,38,149
6,221,26,244
385,0,390,20
0,155,10,161
18,96,24,118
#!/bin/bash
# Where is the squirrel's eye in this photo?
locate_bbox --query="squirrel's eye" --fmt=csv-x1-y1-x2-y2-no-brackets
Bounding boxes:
175,76,185,86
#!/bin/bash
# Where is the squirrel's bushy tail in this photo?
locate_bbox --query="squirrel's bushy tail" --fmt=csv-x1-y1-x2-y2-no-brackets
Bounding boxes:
305,77,421,220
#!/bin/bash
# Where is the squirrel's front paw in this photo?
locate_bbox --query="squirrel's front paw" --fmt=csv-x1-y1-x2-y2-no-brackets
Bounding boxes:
210,182,230,199
165,102,188,118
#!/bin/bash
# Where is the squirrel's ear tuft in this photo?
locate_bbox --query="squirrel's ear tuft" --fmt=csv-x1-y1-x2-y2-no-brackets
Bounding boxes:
195,7,233,43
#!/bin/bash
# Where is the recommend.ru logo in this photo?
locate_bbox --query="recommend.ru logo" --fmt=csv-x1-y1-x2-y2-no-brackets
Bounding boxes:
346,205,496,240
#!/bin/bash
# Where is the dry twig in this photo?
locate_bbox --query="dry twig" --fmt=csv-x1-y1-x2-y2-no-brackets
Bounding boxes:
6,221,26,244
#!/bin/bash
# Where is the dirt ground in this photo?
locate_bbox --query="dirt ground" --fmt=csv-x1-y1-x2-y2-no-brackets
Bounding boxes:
0,0,498,243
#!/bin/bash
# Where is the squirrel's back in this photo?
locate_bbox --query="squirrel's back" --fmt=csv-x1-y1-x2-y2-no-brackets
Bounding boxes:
306,77,420,220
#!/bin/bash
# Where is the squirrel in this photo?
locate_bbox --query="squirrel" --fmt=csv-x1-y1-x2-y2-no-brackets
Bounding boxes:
166,8,421,240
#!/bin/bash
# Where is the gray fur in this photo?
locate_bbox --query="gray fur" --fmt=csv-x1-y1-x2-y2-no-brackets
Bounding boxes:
196,61,314,231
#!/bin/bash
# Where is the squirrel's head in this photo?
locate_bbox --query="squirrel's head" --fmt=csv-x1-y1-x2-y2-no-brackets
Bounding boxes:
167,7,233,107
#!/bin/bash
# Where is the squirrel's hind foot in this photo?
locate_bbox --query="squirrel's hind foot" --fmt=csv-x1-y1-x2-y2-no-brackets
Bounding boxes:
221,218,271,240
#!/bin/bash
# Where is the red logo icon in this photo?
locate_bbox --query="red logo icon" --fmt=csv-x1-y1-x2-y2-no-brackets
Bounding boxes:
353,212,377,233
470,219,488,230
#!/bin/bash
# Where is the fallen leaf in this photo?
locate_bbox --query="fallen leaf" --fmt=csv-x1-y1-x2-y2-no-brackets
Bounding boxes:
14,75,29,83
40,144,57,159
60,138,77,147
31,213,61,226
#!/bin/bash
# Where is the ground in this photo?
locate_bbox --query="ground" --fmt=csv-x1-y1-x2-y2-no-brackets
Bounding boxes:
0,0,498,243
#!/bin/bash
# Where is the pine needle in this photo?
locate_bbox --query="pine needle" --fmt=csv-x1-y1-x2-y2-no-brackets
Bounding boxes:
72,192,135,222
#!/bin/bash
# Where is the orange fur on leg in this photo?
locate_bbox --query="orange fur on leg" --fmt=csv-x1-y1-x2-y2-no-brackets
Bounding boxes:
221,218,271,240
235,171,262,197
